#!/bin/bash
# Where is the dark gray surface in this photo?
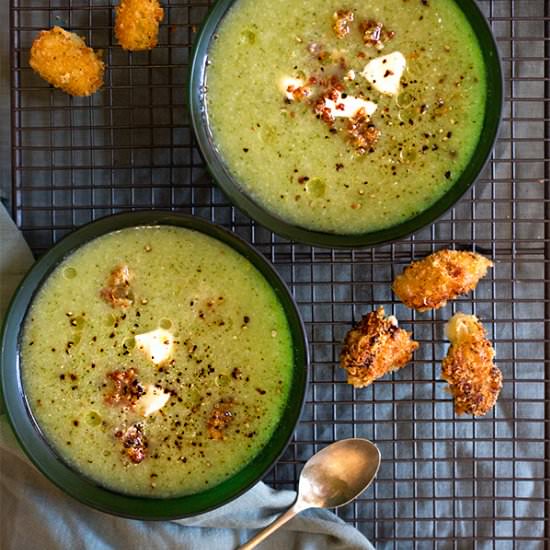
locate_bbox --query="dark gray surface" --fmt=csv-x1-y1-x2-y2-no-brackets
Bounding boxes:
1,1,10,202
5,0,550,548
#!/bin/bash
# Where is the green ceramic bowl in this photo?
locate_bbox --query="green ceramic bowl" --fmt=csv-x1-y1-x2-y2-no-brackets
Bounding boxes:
189,0,502,248
0,212,309,520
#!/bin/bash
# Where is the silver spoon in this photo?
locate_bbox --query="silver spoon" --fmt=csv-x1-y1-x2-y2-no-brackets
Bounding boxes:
239,438,381,550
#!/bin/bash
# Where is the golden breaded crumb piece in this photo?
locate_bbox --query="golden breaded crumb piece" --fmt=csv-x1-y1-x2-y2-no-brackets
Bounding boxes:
392,249,493,312
442,313,502,416
100,265,134,308
29,27,104,97
115,0,164,51
340,307,419,388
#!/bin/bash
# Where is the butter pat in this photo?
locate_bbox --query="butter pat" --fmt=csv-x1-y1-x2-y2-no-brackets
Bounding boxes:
135,384,171,416
135,328,175,365
323,91,377,119
361,51,406,96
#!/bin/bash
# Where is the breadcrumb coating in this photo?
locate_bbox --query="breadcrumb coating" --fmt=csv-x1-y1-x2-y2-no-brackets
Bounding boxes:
29,27,104,97
100,265,134,308
442,313,502,416
340,307,419,388
115,0,164,51
392,249,493,312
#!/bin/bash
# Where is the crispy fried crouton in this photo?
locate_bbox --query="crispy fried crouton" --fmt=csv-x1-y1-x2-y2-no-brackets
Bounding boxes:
100,265,134,308
442,313,502,416
359,19,395,50
115,0,164,51
116,423,147,464
392,249,493,312
340,307,418,388
207,400,234,440
333,10,354,39
29,27,104,96
105,368,144,407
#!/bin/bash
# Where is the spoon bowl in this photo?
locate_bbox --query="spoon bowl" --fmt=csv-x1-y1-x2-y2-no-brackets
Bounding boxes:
299,439,381,509
240,438,381,549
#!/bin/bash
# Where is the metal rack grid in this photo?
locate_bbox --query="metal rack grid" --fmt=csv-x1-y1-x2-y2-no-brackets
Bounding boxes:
9,0,549,547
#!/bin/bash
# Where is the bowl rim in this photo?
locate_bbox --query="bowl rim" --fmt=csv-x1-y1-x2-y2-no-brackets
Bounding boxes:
0,211,310,520
189,0,503,249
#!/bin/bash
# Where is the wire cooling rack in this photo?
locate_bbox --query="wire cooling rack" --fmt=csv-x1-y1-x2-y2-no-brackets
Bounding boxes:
9,0,549,547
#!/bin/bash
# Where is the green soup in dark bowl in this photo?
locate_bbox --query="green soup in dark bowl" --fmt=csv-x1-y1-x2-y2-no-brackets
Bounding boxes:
190,0,502,247
1,212,308,519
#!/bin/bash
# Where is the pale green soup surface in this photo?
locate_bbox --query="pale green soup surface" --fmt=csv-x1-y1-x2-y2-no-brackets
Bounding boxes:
206,0,487,234
22,226,293,497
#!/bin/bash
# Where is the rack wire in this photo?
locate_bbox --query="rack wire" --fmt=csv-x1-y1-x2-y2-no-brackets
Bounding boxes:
9,0,549,547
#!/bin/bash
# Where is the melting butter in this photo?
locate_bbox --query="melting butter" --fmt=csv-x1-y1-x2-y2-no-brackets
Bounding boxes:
135,328,175,365
361,51,406,96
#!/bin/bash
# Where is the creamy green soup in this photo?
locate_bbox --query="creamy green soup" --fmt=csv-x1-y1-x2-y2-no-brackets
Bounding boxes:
21,226,293,497
206,0,486,234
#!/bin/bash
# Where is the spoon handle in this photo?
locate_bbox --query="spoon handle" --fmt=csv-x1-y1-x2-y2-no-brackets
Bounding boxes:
238,501,305,550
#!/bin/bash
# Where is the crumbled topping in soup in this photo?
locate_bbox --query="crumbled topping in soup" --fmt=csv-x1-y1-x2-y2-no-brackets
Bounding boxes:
358,19,395,49
100,265,134,308
106,368,145,407
207,400,235,440
347,108,381,154
118,423,148,464
333,10,354,39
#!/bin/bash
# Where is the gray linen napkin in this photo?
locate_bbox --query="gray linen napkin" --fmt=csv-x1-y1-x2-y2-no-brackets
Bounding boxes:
0,204,374,550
